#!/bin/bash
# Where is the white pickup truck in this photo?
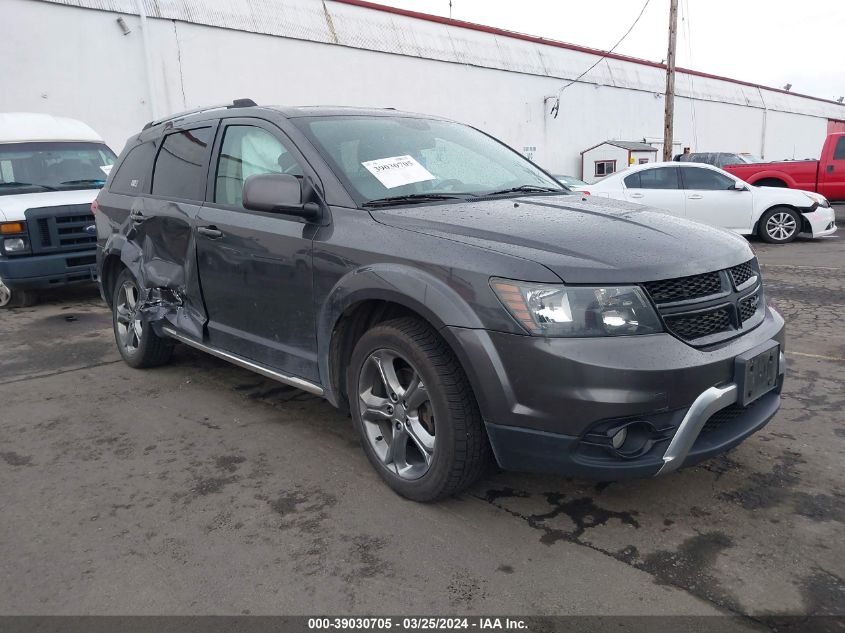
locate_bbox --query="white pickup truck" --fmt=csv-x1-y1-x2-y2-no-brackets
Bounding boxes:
0,113,116,307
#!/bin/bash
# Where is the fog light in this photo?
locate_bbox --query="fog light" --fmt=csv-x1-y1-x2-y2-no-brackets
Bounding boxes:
3,238,27,253
611,427,627,450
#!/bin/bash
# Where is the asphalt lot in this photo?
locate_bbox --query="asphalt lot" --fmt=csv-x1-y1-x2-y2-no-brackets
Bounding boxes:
1,207,843,624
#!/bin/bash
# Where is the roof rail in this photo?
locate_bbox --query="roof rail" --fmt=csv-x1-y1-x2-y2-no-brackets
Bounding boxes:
142,98,258,130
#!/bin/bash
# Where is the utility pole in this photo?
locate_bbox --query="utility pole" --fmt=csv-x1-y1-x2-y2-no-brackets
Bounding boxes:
662,0,679,161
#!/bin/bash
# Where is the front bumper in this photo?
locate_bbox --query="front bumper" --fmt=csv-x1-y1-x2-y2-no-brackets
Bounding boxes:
800,206,837,238
0,250,98,290
446,306,785,479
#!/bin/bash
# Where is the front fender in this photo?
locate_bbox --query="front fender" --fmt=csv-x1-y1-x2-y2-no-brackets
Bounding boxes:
316,263,488,406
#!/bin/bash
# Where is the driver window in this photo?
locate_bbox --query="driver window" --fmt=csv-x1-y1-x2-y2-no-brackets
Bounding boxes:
215,125,303,208
682,167,735,191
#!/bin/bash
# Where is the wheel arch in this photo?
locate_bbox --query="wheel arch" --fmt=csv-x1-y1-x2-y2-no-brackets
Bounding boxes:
746,172,794,188
318,265,487,412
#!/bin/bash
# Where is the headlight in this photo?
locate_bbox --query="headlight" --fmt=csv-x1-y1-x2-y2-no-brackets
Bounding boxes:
491,278,663,337
803,191,830,208
2,237,29,253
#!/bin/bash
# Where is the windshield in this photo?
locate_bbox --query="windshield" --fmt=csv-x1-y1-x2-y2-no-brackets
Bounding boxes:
294,116,563,205
554,175,586,187
0,141,116,196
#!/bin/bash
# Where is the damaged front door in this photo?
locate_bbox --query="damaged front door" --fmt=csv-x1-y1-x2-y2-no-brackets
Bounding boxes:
195,119,319,382
125,124,217,339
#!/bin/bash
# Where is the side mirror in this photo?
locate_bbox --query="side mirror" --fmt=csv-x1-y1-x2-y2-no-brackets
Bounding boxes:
730,182,748,191
242,173,320,220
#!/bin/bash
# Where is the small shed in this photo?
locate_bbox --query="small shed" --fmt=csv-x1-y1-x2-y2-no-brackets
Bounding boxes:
580,141,658,184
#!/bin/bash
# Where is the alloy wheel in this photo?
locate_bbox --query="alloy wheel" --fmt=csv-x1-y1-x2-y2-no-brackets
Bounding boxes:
115,280,143,354
765,212,797,241
357,349,436,480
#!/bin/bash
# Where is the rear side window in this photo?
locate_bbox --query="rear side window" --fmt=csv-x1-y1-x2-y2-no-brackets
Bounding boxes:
833,137,845,161
682,167,735,190
110,142,156,195
625,167,679,189
151,128,212,200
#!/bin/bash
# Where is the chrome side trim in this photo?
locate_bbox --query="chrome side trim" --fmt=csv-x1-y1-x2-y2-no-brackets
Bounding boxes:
656,383,738,476
161,326,325,396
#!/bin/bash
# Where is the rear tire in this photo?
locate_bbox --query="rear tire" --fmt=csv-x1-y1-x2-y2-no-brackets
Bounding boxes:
112,269,174,368
0,279,37,309
347,317,490,502
759,207,800,244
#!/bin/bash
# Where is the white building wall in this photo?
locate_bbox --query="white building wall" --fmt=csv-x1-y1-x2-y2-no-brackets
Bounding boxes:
2,0,843,176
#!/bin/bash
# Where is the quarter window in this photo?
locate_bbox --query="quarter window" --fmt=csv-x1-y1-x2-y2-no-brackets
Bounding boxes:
682,167,736,190
214,125,303,209
111,142,156,195
151,128,212,200
595,160,616,177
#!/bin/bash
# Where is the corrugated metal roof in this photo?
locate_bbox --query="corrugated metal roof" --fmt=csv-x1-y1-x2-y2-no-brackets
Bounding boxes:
36,0,845,120
580,140,658,154
608,141,658,151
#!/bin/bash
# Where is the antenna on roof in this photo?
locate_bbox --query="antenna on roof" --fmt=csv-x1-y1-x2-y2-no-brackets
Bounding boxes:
231,98,257,108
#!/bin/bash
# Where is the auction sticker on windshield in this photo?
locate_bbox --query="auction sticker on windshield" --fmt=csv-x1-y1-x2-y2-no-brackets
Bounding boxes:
362,155,435,189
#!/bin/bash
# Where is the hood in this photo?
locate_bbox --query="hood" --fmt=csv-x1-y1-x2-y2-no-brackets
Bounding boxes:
0,189,99,222
370,194,754,284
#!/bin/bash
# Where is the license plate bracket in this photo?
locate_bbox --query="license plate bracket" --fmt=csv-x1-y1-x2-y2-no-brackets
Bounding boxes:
735,341,780,407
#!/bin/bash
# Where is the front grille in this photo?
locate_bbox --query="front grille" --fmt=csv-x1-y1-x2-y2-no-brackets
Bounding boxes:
739,293,759,322
643,258,763,346
665,307,732,340
643,271,722,303
729,261,754,288
24,205,96,254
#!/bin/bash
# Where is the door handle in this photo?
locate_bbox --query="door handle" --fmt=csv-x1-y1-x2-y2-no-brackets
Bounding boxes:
687,194,704,199
827,165,834,173
629,193,644,198
197,226,223,239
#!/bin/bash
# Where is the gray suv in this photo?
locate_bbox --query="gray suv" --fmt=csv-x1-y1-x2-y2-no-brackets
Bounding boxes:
96,101,785,501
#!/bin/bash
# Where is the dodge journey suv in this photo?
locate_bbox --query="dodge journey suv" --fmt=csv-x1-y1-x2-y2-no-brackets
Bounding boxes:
96,100,785,501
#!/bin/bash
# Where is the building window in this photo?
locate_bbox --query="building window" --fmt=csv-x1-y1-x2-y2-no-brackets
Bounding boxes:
638,158,650,164
594,160,616,177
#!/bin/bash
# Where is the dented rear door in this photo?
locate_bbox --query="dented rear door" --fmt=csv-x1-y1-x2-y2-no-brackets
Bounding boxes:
122,122,217,339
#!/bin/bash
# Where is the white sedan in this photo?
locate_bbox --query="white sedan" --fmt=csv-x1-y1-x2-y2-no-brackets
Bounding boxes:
585,161,837,244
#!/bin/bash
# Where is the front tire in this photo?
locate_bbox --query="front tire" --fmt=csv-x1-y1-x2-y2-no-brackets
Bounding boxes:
112,269,174,368
759,207,800,244
0,278,37,309
347,317,490,502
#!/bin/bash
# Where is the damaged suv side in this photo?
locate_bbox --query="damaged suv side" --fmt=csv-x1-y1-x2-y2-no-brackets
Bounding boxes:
96,101,785,501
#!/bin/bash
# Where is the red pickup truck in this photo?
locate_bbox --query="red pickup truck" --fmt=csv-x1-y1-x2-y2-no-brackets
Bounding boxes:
724,132,845,201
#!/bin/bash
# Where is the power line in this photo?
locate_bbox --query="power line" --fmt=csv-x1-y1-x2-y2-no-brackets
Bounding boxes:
681,0,699,149
550,0,652,118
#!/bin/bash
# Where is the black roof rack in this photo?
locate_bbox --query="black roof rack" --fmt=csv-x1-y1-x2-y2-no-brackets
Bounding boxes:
142,98,258,130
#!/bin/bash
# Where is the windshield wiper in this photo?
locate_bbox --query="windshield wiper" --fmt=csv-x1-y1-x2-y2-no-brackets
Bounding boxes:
363,193,467,207
484,185,562,196
60,179,106,186
0,181,58,191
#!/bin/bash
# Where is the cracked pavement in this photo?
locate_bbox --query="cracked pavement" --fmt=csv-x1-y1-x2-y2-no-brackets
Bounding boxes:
0,209,843,624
